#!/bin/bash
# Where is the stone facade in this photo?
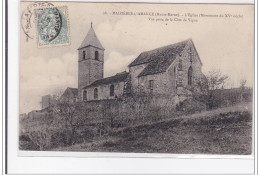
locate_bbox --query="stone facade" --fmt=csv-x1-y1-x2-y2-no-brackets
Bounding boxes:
83,81,125,101
78,26,104,100
129,63,148,92
131,40,204,99
176,40,203,88
76,24,204,104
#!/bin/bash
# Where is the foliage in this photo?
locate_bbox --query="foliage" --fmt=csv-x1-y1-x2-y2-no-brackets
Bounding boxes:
27,128,52,150
176,98,206,114
207,69,229,90
50,99,89,145
240,78,247,89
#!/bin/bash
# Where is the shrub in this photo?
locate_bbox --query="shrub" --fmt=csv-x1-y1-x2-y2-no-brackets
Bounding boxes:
176,98,206,114
19,135,39,150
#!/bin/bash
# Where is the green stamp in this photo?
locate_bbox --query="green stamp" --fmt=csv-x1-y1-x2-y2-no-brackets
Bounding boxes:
35,6,70,48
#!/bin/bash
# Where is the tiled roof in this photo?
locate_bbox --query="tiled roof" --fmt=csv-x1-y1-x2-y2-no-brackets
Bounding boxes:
68,88,78,96
63,87,78,97
84,72,129,88
128,39,191,77
78,26,104,50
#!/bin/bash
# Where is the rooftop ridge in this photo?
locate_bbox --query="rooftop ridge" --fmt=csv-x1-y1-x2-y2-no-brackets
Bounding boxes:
84,72,129,88
129,39,191,67
78,24,104,50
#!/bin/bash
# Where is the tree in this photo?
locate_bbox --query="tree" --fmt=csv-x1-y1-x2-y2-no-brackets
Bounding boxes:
193,69,229,109
207,70,229,90
50,96,89,146
27,128,52,150
240,78,247,90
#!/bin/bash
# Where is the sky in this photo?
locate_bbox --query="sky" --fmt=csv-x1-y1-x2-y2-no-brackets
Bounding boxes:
20,2,254,114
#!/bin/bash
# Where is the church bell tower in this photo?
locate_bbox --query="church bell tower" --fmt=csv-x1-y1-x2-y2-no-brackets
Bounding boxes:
78,23,104,100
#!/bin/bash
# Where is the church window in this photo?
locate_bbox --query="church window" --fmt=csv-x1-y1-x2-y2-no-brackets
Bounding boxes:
83,51,86,60
149,80,154,90
94,88,98,99
83,90,87,101
110,85,114,96
188,66,193,85
95,51,99,60
178,59,183,71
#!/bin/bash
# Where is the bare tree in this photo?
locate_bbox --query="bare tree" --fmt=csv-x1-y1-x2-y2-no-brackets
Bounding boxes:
240,78,247,90
193,69,229,109
207,69,229,90
49,96,89,146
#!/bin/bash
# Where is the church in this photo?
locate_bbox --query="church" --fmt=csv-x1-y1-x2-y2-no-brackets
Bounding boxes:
65,23,205,104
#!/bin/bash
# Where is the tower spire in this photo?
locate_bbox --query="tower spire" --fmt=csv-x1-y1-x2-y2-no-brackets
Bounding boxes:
78,22,104,50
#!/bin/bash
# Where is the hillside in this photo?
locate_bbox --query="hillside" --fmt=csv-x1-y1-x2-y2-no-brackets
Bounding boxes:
53,102,252,154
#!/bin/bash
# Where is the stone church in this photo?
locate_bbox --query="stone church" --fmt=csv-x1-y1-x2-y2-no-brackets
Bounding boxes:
68,24,204,104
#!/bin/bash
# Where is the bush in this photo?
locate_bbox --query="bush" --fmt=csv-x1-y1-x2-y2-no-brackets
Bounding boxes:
19,135,39,150
176,98,206,114
148,106,163,122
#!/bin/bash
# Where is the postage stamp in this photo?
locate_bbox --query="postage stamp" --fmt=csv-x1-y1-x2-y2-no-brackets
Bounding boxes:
35,6,70,48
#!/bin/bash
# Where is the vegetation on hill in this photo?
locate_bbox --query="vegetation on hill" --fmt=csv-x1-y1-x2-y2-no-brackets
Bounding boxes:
20,102,252,154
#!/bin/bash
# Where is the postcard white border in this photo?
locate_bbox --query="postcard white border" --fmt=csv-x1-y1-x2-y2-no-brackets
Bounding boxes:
7,0,256,174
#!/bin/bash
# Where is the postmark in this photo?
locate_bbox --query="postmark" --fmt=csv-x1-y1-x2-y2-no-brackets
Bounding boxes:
21,2,54,42
35,6,70,48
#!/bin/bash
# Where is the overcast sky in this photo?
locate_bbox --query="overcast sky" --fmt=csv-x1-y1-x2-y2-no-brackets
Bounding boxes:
20,2,254,114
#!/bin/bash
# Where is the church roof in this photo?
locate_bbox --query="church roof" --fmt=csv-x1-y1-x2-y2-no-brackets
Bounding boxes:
62,87,78,97
128,39,197,77
78,24,104,50
84,72,129,88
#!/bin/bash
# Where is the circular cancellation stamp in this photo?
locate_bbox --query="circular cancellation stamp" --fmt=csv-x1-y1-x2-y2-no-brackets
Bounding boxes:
21,2,55,41
35,6,71,48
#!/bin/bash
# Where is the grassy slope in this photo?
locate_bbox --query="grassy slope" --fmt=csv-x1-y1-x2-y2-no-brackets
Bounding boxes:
53,103,252,155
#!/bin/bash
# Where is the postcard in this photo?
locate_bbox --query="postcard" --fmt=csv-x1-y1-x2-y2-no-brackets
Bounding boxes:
19,1,254,156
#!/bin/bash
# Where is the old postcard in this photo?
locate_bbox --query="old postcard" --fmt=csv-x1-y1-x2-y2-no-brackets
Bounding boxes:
19,1,254,155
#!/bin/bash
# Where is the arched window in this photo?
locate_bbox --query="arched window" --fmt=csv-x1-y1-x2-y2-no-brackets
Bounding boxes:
95,51,99,60
83,90,87,101
110,85,114,96
188,66,193,85
94,88,98,99
83,51,86,60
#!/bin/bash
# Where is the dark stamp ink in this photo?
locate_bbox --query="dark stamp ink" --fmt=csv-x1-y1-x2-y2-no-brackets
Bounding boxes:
21,2,54,41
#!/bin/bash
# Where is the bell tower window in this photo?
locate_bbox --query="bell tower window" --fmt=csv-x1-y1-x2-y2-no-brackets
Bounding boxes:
83,51,86,60
95,51,99,60
94,88,98,99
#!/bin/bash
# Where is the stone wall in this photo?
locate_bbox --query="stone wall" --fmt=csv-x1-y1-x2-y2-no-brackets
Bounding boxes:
82,93,185,125
84,81,125,101
129,63,148,92
128,40,204,100
137,72,170,95
177,40,203,88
